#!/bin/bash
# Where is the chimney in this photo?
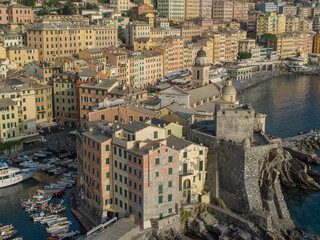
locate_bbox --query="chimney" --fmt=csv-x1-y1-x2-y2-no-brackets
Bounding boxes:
101,129,105,134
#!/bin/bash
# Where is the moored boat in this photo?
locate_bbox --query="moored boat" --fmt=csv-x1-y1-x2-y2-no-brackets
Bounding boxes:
0,163,37,189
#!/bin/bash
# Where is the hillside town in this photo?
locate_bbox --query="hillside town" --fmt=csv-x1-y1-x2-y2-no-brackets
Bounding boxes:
0,0,320,239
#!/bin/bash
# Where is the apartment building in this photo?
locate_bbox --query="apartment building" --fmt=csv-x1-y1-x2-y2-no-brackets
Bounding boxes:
87,102,158,126
79,79,118,126
212,1,233,23
27,23,117,61
281,5,298,16
125,21,151,46
233,1,250,22
110,0,136,12
184,0,200,20
23,61,54,85
256,12,286,36
153,36,184,75
157,0,185,21
6,45,39,70
179,24,202,42
103,47,129,85
0,3,33,24
15,85,36,134
267,34,294,59
0,31,23,47
34,84,53,124
239,39,256,53
247,10,260,32
53,73,78,126
313,35,320,53
81,123,114,221
199,0,212,19
112,122,179,228
165,135,207,204
0,86,19,142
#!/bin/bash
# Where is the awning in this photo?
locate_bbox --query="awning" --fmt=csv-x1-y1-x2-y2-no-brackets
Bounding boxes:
23,135,43,144
106,205,126,214
37,122,58,129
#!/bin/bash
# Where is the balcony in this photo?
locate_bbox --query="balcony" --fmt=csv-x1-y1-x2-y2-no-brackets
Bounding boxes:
180,169,194,177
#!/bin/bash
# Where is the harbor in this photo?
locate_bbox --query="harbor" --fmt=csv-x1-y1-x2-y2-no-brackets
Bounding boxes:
0,148,83,240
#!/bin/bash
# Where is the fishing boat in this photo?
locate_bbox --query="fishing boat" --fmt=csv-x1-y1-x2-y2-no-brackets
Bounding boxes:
0,163,37,189
37,187,65,196
40,215,60,225
53,169,66,175
0,225,13,233
46,225,70,234
49,221,71,229
0,229,17,240
49,230,77,239
46,217,68,227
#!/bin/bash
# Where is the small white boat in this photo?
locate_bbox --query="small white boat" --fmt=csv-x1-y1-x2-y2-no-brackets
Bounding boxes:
53,231,77,238
49,221,71,229
47,217,68,227
48,167,60,174
40,215,60,225
62,172,72,178
54,169,66,175
47,225,70,234
56,181,72,188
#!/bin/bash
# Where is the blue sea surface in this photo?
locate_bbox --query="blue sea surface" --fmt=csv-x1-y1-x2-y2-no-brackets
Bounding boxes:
239,74,320,236
0,172,81,239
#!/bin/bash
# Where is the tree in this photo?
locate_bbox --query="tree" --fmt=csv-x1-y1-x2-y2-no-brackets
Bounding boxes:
60,0,77,15
261,33,277,41
239,52,252,60
36,8,51,16
85,2,98,9
25,0,36,6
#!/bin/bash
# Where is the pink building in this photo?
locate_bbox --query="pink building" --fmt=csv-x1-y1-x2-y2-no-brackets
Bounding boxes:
0,4,7,24
191,18,213,32
247,10,260,32
7,4,33,24
212,1,233,23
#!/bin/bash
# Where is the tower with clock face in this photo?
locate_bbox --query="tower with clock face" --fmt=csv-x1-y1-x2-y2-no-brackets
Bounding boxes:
192,49,210,87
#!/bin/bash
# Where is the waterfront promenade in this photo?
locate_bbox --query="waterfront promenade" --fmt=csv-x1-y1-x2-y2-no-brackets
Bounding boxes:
233,71,292,93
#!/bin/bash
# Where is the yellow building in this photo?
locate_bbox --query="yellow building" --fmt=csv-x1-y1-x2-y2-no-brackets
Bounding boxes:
138,12,155,27
53,73,78,126
239,39,256,53
256,12,286,36
17,85,37,134
0,98,19,142
35,84,53,124
313,35,320,53
165,135,208,204
6,45,39,70
27,23,117,61
0,86,19,142
0,45,6,59
185,0,200,19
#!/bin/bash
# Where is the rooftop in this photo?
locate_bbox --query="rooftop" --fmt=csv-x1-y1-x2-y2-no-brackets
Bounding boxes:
0,98,16,107
166,135,192,150
123,121,149,133
159,86,189,96
166,102,195,119
188,84,220,105
80,79,117,90
0,86,16,94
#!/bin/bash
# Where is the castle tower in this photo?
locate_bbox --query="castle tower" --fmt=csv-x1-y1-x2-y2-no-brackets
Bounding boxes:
221,79,237,103
192,49,210,87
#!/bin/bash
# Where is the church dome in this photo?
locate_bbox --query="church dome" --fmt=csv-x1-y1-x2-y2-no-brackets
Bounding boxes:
222,85,236,95
196,49,206,58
